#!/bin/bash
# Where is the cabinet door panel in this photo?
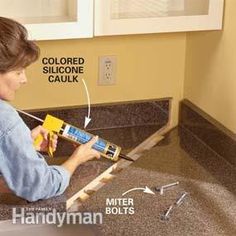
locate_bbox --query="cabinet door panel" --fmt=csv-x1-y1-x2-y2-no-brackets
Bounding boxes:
0,0,93,40
95,0,224,36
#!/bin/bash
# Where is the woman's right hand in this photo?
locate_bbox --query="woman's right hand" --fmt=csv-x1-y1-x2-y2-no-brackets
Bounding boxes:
62,136,101,175
70,136,101,165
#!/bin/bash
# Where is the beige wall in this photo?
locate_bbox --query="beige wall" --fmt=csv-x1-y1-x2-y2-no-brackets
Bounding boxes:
184,0,236,132
13,33,186,127
12,1,233,131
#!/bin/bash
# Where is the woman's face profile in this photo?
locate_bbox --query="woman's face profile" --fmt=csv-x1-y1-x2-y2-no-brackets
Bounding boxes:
0,69,27,101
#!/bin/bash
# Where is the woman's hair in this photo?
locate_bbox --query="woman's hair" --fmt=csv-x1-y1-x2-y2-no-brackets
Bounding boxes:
0,17,39,73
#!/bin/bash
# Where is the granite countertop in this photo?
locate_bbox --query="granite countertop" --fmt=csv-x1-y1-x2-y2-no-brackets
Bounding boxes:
78,128,236,236
1,126,235,235
1,100,235,235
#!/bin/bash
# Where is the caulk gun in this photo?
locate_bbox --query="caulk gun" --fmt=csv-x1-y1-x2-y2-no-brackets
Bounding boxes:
17,110,134,162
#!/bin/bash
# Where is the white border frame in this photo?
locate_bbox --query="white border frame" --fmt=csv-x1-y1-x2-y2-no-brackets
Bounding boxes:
26,0,93,40
94,0,224,36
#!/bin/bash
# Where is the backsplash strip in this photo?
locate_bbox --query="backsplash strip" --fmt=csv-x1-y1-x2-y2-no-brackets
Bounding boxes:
179,99,236,167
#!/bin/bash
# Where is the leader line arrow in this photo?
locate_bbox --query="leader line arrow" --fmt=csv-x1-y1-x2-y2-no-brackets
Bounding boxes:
122,186,155,196
82,79,91,128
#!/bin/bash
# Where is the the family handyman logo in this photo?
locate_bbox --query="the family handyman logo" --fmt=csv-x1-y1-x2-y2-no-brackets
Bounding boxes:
12,208,103,227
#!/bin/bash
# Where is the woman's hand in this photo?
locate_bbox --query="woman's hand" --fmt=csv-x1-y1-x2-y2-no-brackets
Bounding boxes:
62,136,101,175
31,125,58,152
71,136,101,165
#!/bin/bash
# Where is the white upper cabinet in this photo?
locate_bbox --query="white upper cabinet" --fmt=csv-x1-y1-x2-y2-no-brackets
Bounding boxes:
94,0,224,36
0,0,93,40
0,0,224,40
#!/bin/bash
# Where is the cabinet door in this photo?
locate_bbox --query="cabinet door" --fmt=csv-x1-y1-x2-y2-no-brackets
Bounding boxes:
0,0,93,40
95,0,224,36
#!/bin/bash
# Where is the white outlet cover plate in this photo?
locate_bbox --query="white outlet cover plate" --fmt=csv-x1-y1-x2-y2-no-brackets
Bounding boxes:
98,55,117,85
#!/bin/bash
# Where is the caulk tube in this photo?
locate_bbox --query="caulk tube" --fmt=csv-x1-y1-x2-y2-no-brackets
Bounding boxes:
15,110,132,161
60,123,121,161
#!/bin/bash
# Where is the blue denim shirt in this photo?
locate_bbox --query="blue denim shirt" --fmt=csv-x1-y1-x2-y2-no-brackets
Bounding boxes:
0,99,70,202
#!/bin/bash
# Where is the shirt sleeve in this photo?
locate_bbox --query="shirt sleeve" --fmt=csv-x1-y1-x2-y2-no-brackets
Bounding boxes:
0,121,71,202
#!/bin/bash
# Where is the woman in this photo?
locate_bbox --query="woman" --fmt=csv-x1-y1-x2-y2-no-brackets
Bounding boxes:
0,17,100,202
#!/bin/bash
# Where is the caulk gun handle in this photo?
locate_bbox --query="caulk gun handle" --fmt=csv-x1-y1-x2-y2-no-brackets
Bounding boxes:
34,131,55,157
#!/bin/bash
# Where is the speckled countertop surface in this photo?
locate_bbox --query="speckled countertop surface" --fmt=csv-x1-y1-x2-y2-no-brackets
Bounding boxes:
1,127,235,236
78,128,236,236
1,100,235,235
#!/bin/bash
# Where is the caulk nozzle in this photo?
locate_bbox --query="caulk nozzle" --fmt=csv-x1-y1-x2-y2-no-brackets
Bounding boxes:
119,153,134,162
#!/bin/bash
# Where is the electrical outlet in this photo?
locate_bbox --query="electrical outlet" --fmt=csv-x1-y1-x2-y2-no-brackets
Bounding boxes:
98,56,117,85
